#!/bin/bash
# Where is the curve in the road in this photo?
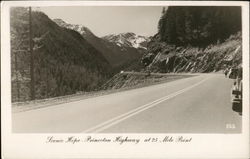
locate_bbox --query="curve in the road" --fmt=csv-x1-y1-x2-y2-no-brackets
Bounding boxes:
82,76,210,133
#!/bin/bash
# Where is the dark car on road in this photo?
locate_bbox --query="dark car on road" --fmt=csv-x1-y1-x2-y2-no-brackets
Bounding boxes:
228,67,242,115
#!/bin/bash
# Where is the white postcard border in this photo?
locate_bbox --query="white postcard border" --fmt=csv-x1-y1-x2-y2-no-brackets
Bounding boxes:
1,1,249,158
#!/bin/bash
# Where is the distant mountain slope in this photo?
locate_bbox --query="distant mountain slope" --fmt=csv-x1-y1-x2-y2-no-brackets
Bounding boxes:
54,19,147,69
11,8,111,102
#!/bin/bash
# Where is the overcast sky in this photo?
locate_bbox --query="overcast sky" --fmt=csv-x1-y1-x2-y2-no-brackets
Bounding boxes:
38,6,163,37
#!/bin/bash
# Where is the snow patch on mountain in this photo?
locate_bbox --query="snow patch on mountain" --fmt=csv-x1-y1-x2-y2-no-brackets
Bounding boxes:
102,32,149,50
53,19,92,35
54,19,149,50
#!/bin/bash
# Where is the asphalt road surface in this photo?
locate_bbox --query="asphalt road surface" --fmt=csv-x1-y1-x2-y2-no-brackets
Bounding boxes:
12,74,241,133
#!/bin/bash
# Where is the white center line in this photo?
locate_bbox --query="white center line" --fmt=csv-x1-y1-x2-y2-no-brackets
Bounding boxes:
82,76,209,133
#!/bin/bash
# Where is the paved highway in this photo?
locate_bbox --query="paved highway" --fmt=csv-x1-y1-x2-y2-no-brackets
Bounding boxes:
12,74,241,133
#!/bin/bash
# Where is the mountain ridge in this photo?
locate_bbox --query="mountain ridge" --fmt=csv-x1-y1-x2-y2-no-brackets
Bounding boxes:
54,18,147,69
53,18,94,36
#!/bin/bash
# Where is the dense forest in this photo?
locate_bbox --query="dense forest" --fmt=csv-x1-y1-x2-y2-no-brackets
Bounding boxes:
158,6,241,46
11,7,111,102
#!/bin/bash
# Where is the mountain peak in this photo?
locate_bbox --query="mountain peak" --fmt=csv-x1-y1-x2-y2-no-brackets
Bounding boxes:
53,18,66,24
53,18,70,27
102,32,149,49
53,18,93,35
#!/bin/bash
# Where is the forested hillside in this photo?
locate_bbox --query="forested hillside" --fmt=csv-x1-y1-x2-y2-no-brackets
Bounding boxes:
11,7,111,102
142,6,242,73
158,6,241,46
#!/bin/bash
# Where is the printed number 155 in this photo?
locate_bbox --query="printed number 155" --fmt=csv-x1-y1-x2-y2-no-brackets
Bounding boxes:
226,124,236,129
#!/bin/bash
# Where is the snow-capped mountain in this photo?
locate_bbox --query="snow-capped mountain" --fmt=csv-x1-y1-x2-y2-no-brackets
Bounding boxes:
54,19,149,50
53,18,93,36
53,18,145,69
102,32,149,50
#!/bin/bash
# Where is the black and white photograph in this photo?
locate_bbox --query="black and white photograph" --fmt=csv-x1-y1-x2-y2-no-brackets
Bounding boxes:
10,5,244,133
1,1,249,158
